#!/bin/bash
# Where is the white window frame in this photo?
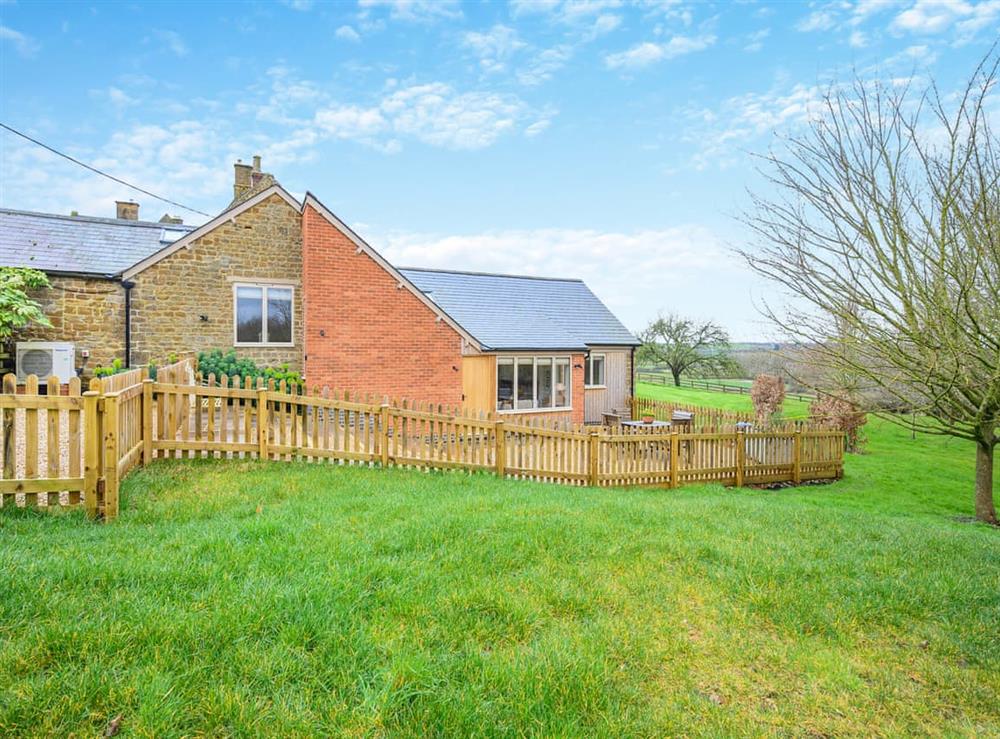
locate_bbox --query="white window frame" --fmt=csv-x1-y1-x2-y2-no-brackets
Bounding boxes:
233,282,295,347
585,353,606,388
496,355,572,413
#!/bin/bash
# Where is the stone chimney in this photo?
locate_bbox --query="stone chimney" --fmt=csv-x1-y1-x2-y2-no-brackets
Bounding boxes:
159,213,184,225
230,155,276,207
233,159,253,201
116,200,139,221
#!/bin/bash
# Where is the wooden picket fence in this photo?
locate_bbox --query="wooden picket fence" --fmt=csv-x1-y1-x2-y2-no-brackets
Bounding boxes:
0,356,196,519
1,366,845,521
145,377,843,490
630,395,757,426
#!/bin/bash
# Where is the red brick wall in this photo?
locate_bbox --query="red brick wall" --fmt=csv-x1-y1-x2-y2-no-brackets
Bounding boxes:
302,204,464,403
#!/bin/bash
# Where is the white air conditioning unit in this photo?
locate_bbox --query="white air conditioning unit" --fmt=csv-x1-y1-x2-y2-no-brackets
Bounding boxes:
16,342,76,384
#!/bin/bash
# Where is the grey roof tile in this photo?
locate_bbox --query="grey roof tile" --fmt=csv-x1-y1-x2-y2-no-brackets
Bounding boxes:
0,208,193,276
399,267,639,351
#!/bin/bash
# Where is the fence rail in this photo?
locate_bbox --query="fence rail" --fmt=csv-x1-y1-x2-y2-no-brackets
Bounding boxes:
1,372,845,521
637,372,819,403
630,394,756,427
147,381,843,491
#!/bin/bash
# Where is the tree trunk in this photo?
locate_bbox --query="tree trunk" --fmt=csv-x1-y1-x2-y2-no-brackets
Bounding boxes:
975,439,998,526
671,368,681,387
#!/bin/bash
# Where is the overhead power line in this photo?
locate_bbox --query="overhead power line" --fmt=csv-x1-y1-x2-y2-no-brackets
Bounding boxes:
0,121,212,217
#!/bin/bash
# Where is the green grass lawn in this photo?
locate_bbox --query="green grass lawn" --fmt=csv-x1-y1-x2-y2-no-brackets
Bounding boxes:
1,387,998,736
638,380,813,418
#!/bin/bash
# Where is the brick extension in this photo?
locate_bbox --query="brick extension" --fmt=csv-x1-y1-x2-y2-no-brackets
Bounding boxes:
302,203,465,405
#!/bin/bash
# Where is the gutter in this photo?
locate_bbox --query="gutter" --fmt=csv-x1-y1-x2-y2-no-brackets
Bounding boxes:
40,269,119,281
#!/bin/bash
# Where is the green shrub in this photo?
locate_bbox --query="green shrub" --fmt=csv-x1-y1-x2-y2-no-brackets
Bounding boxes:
195,349,303,387
147,352,179,381
93,358,125,377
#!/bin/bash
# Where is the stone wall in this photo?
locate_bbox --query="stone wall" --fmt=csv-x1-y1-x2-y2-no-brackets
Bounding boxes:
129,193,304,370
18,275,125,379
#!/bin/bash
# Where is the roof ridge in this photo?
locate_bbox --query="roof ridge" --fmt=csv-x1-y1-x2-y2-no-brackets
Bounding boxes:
0,207,195,230
398,266,584,283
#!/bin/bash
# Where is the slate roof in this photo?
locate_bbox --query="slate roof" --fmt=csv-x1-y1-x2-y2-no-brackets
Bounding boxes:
399,267,639,351
0,208,194,277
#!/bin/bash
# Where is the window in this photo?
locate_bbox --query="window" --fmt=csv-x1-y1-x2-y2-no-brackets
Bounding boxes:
585,353,606,387
234,283,294,346
496,356,571,411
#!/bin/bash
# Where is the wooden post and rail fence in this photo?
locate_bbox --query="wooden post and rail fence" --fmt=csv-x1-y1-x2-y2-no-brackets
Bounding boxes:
1,360,844,521
636,371,820,403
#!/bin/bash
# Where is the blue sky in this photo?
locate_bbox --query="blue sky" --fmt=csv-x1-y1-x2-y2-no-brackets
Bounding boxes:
1,0,997,339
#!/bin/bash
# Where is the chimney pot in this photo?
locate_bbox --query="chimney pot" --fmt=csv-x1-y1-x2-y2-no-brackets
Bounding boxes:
115,201,139,221
252,155,261,172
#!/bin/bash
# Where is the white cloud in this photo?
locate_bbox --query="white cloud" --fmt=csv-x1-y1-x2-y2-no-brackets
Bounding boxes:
154,29,188,57
795,10,837,31
743,28,770,52
90,86,139,108
0,24,39,57
0,121,240,223
890,0,1000,39
524,119,551,137
358,0,462,21
381,83,526,149
335,25,361,42
517,45,572,85
376,224,733,331
281,0,314,9
681,82,828,170
884,42,940,65
314,105,386,139
605,34,715,70
849,29,868,46
305,80,547,151
462,25,526,73
590,13,622,34
851,0,901,24
510,0,624,35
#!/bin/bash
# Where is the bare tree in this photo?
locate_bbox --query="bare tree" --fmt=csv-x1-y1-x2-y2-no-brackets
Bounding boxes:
739,52,1000,525
637,314,732,386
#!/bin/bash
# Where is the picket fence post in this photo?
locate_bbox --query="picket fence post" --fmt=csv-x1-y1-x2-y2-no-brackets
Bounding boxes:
103,394,120,521
257,388,269,460
735,430,745,487
142,379,154,465
588,431,600,487
793,429,802,484
82,389,101,519
379,403,390,468
670,431,680,489
494,420,505,478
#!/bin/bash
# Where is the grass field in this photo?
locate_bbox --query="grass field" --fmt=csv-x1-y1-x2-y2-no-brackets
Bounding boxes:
637,380,813,417
1,385,998,736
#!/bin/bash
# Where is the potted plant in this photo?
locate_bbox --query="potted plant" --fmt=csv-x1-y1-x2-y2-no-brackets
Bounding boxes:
642,414,655,424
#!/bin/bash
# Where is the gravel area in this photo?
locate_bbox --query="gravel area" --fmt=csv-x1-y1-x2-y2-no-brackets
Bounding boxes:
3,408,81,508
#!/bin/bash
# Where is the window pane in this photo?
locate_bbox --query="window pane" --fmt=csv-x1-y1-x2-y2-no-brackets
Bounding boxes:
584,355,592,385
236,286,263,343
497,359,514,410
555,360,569,408
593,356,605,386
536,359,553,408
266,288,293,343
516,358,534,409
